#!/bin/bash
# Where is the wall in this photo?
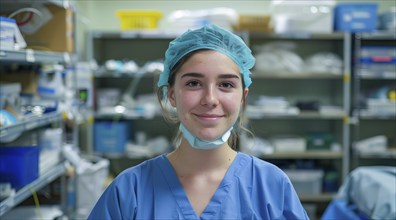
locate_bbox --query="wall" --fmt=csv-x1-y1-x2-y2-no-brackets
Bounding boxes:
72,0,395,60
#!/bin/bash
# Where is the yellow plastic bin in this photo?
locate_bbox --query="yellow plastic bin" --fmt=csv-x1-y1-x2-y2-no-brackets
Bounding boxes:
116,10,163,30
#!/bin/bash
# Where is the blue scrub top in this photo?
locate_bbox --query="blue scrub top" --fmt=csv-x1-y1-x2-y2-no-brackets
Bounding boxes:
88,152,309,220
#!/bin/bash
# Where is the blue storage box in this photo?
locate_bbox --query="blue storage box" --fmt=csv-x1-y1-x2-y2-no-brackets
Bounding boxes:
0,146,40,189
94,122,129,154
334,3,378,32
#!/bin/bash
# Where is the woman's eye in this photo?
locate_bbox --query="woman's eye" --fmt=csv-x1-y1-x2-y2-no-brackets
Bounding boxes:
186,80,200,87
219,82,234,88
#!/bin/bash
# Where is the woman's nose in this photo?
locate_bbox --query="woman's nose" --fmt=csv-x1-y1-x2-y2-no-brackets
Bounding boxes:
200,85,219,107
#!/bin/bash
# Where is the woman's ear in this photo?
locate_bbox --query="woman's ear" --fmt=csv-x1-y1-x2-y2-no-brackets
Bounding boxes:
242,88,249,106
168,85,177,107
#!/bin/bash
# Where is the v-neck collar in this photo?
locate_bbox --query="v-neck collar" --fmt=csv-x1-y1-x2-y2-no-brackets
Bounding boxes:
156,152,247,219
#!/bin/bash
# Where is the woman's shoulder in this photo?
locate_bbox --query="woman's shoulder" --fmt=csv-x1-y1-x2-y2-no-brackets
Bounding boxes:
237,152,289,181
113,154,166,183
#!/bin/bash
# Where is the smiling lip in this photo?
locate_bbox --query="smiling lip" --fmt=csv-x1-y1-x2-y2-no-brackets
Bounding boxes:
194,114,223,120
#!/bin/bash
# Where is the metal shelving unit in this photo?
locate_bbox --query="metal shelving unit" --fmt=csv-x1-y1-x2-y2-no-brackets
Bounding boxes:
351,32,396,168
261,151,343,160
0,162,68,216
0,2,76,217
0,112,62,141
242,32,352,213
0,50,70,64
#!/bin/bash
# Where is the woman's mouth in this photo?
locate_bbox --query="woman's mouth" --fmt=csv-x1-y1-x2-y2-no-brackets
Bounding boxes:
194,114,223,121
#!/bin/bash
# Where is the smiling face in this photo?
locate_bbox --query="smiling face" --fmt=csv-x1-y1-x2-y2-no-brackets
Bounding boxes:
168,50,248,142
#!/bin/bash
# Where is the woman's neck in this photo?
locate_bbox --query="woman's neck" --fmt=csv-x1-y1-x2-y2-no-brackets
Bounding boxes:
167,138,237,175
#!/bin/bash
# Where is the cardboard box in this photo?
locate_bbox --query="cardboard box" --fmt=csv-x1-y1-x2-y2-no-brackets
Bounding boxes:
1,70,39,95
23,4,74,53
236,15,273,32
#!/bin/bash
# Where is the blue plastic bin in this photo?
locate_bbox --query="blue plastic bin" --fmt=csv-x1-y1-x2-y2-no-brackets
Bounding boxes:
0,146,40,188
334,3,378,32
94,122,129,154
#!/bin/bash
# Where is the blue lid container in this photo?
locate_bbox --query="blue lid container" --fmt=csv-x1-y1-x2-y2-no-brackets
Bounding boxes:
0,146,40,189
334,3,378,32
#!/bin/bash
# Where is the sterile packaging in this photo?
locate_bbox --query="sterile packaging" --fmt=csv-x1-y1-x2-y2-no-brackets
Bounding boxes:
271,136,307,152
271,0,335,33
0,83,21,112
0,16,27,50
284,169,324,195
37,64,66,99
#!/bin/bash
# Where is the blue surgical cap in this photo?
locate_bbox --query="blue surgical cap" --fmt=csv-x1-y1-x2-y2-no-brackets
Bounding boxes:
157,24,255,88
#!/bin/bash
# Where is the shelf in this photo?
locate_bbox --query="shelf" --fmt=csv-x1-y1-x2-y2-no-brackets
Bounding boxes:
359,113,396,120
94,111,159,120
0,0,72,10
261,151,342,160
247,111,345,120
0,162,68,216
252,72,343,79
90,30,180,40
0,112,62,141
356,149,396,159
94,73,157,79
359,32,396,40
299,193,335,203
249,32,345,40
359,72,396,80
0,50,70,64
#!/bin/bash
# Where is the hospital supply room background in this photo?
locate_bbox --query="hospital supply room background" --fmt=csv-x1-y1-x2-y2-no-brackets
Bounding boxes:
0,0,395,219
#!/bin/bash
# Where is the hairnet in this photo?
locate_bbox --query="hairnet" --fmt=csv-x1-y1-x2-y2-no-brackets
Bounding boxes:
157,24,255,88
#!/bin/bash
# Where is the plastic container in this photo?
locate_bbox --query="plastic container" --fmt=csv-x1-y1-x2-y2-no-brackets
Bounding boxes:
0,83,21,110
334,3,378,32
0,17,16,50
272,136,307,152
94,122,129,154
306,133,334,151
284,169,324,195
360,46,396,64
116,11,162,30
75,155,109,217
272,1,335,33
0,146,40,188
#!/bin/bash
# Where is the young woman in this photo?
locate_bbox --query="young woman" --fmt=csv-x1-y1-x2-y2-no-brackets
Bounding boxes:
88,24,309,220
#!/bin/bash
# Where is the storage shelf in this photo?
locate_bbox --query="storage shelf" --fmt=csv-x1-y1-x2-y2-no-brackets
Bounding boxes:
248,111,345,120
359,114,396,120
1,0,71,10
252,72,343,79
94,73,157,79
249,32,345,40
0,50,70,64
0,162,68,216
90,30,180,40
261,151,342,160
359,72,396,80
356,149,396,159
359,32,396,40
94,112,159,120
0,112,62,141
299,193,335,203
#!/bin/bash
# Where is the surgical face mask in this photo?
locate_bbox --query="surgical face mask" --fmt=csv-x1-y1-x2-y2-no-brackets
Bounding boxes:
179,123,233,150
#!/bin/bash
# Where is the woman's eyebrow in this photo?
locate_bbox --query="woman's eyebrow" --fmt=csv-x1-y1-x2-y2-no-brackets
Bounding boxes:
219,74,240,80
181,72,203,78
181,73,240,79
